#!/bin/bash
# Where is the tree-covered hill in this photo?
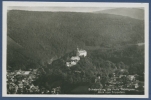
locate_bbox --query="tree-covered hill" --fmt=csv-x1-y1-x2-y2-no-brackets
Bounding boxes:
33,43,144,93
7,10,144,70
95,8,144,20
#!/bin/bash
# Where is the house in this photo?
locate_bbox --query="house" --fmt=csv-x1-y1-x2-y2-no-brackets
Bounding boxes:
51,86,61,94
70,61,77,65
134,83,139,88
18,83,23,89
66,62,71,67
71,56,80,61
23,71,31,75
66,61,77,67
16,70,22,75
76,47,87,57
95,75,101,83
15,70,31,76
127,75,135,81
119,75,127,78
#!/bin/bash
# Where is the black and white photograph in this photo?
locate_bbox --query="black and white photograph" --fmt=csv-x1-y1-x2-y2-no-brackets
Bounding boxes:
2,2,149,98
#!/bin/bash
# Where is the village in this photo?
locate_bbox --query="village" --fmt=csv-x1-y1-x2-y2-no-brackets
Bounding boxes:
65,48,144,94
92,71,144,94
7,68,51,94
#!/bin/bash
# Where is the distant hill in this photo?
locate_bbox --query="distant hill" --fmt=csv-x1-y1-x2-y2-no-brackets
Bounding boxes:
7,10,144,69
95,8,144,20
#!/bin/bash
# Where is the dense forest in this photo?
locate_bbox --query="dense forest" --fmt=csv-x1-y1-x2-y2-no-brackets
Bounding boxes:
7,10,144,69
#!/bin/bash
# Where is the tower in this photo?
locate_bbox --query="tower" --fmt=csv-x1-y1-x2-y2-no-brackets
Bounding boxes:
77,46,79,52
76,46,80,56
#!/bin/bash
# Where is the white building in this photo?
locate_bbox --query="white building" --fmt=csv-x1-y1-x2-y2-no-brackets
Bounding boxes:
134,83,139,88
71,61,77,65
66,61,77,67
71,56,80,61
66,62,71,67
127,75,135,81
66,47,87,67
23,71,31,75
76,48,87,57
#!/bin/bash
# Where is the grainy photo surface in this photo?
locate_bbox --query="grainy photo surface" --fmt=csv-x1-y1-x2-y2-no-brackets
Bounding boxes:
3,2,149,98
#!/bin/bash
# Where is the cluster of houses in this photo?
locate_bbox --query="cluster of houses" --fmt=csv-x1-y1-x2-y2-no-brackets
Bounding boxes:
94,72,144,93
66,47,87,67
7,69,62,94
7,69,43,94
51,86,61,94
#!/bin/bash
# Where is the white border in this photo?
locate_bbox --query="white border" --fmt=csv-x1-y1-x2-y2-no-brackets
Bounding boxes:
2,1,149,98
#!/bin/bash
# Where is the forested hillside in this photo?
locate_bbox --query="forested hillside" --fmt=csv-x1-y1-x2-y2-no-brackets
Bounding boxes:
7,10,144,70
95,8,144,20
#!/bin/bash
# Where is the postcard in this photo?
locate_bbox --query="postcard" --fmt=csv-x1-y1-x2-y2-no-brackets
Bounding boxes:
2,1,149,98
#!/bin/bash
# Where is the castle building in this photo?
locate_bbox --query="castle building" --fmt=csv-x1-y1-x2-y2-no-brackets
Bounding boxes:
70,61,77,65
66,61,77,67
66,47,87,67
76,47,87,57
71,56,80,61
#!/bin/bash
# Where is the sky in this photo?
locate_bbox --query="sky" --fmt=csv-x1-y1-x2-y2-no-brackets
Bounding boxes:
7,6,117,12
